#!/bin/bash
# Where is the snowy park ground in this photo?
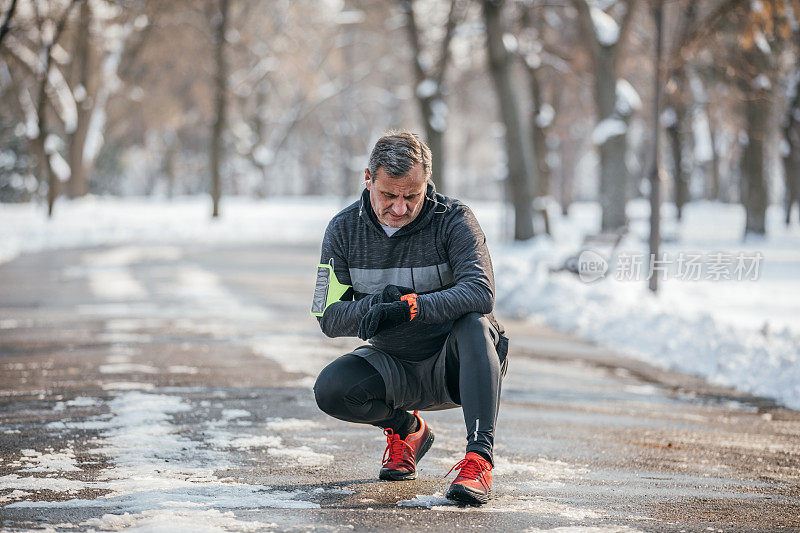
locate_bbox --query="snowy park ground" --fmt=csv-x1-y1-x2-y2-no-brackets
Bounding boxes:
1,194,799,411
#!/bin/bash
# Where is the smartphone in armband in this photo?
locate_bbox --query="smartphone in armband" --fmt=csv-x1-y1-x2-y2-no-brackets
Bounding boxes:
310,261,352,317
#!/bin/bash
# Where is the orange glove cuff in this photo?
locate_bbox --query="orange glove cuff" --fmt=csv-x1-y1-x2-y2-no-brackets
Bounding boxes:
400,293,418,321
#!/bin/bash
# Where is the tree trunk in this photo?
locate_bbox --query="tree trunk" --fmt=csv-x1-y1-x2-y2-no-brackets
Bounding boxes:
210,0,229,218
666,121,681,217
424,121,445,193
35,0,78,217
67,0,91,198
38,46,58,217
526,65,550,197
403,0,457,194
742,93,769,236
559,137,576,216
0,0,18,49
648,1,664,293
785,148,799,225
596,49,628,230
482,0,536,240
708,111,721,200
163,135,177,199
572,0,636,231
782,70,800,225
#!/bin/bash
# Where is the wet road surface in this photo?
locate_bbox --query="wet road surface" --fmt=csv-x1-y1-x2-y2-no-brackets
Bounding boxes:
1,243,798,532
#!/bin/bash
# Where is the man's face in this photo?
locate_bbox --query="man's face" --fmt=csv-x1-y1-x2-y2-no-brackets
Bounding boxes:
365,163,428,228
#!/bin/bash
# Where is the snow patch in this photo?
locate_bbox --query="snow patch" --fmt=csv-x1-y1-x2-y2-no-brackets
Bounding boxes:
80,509,279,532
167,365,199,374
250,333,346,375
526,527,644,532
416,79,438,99
11,448,82,473
493,456,588,480
53,397,101,410
99,363,158,374
397,492,452,508
0,490,30,504
536,104,555,129
221,409,251,420
494,200,800,410
398,493,600,518
267,445,334,467
615,79,641,116
591,118,627,145
102,382,155,391
590,8,619,46
265,418,321,432
0,474,90,493
6,391,323,521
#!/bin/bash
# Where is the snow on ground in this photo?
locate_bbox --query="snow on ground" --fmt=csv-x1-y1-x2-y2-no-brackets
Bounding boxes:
0,195,343,264
3,389,326,529
1,195,799,410
494,199,800,410
397,491,602,518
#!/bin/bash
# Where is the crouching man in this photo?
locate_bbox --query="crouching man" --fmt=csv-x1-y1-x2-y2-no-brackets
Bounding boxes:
311,131,508,505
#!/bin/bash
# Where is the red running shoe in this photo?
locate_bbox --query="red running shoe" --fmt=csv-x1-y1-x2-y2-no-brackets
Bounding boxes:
445,452,493,505
379,411,434,481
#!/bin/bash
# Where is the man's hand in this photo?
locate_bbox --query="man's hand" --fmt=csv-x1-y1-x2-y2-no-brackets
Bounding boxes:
358,293,418,340
380,284,415,303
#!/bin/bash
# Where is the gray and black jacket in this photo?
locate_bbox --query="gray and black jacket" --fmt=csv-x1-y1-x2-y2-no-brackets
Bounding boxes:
316,182,508,362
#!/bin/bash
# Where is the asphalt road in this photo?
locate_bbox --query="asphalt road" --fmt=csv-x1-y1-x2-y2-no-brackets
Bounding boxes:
0,243,798,532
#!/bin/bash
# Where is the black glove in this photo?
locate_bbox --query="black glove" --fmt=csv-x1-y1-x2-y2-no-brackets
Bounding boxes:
380,284,415,303
358,301,411,340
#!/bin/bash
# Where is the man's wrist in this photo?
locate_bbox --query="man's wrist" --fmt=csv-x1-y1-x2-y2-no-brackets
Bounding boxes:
400,293,419,321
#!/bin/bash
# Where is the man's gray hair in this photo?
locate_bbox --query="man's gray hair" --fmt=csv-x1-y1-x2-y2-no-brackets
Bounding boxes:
368,131,432,180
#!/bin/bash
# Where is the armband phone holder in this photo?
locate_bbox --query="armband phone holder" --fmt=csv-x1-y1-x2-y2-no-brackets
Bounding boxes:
311,260,352,317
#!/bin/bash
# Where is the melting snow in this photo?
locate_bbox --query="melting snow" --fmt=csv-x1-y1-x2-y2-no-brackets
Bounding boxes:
590,7,619,46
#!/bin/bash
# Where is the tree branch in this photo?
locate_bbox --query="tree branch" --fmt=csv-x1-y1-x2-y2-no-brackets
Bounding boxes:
401,0,427,85
434,0,459,87
569,0,600,73
0,0,18,48
612,0,636,70
665,0,748,79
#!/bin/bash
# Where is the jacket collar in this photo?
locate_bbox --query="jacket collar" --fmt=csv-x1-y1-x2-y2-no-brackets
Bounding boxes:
359,181,438,238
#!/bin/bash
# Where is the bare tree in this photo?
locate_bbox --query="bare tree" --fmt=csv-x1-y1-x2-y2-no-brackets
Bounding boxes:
781,3,800,225
482,0,537,240
663,1,701,221
66,0,90,198
32,0,80,217
401,0,460,193
570,0,637,231
736,1,795,236
649,0,664,293
210,0,229,218
783,68,800,225
517,4,553,199
0,0,18,48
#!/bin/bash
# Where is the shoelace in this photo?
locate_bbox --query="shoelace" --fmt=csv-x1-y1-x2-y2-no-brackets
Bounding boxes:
445,456,488,480
382,428,415,466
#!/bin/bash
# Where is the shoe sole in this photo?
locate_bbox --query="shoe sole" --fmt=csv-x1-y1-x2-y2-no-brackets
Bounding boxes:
379,430,435,481
445,483,491,505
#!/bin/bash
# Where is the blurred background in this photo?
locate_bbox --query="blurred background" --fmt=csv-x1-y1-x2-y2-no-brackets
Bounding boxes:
1,0,799,408
1,0,798,231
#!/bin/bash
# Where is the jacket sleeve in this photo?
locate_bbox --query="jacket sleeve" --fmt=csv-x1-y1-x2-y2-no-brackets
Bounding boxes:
416,206,495,323
316,218,379,337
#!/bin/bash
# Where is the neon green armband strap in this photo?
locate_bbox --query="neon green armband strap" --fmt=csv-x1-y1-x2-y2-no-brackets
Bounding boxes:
310,261,352,317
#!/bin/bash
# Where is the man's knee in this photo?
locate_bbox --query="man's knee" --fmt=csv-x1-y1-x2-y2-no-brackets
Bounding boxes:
313,364,345,417
451,312,492,342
